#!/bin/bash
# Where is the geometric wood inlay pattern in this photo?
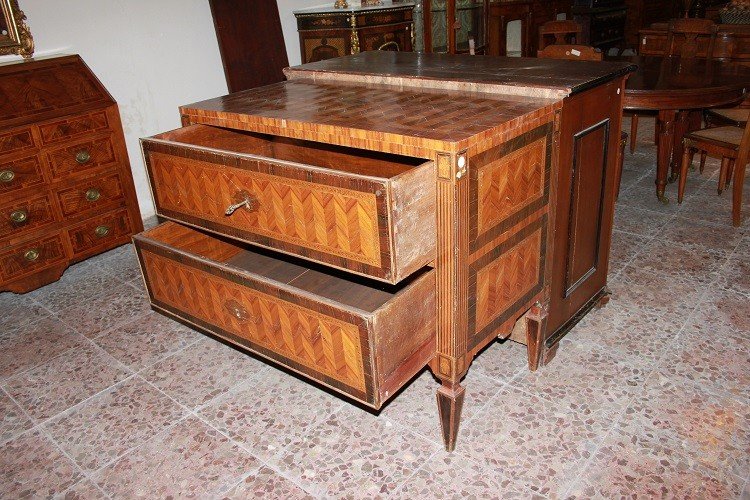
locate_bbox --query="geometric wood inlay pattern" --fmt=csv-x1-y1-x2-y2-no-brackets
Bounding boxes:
474,225,542,333
142,251,367,392
477,136,546,234
150,153,382,267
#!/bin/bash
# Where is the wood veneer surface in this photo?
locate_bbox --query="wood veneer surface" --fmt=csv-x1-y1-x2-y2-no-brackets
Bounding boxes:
282,51,636,97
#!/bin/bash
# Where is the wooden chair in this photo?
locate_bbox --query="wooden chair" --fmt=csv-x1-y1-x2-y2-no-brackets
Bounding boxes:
537,43,629,198
666,18,717,59
538,20,582,51
629,19,718,154
705,107,750,128
678,118,750,226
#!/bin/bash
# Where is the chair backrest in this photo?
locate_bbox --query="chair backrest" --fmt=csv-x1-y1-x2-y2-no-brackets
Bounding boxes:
538,20,582,50
666,18,717,59
537,44,603,61
737,117,750,168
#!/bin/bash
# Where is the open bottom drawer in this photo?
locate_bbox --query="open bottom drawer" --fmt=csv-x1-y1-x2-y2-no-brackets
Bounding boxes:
134,222,436,408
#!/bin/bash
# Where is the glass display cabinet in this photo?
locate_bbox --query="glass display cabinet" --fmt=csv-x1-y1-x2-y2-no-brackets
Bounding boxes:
422,0,490,54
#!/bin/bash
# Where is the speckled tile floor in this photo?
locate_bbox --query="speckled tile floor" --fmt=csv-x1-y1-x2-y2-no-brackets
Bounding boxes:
1,117,749,499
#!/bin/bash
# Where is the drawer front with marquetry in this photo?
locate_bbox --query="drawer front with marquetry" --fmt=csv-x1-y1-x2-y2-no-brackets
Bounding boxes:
65,208,133,257
0,155,44,193
46,135,118,179
55,171,126,218
134,222,436,408
39,110,111,145
0,193,57,240
0,128,36,156
142,125,435,284
0,234,67,282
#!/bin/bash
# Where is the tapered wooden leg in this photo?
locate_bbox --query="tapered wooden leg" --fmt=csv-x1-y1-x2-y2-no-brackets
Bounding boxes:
670,111,690,183
700,151,707,173
436,382,465,452
630,114,639,154
678,146,695,204
733,159,747,227
718,157,730,195
656,109,677,202
615,132,627,199
726,160,735,188
525,303,547,372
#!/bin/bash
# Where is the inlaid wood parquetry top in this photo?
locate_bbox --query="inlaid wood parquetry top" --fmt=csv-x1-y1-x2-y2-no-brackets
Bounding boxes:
180,79,560,155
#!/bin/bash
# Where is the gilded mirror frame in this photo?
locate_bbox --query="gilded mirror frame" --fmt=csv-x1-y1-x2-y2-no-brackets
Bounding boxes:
0,0,33,58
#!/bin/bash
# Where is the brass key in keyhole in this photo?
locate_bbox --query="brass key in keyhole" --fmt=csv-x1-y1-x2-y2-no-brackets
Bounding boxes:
224,192,257,216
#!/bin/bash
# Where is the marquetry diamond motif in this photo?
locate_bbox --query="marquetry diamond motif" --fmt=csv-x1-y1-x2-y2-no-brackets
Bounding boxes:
150,153,382,266
475,228,542,332
143,251,367,392
477,137,546,234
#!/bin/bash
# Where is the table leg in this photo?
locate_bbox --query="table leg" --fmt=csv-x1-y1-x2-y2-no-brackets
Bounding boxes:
656,109,677,203
670,110,690,183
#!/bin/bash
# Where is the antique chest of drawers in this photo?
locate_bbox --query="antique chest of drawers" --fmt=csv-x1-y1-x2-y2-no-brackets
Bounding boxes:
135,52,633,450
0,55,143,293
293,1,415,63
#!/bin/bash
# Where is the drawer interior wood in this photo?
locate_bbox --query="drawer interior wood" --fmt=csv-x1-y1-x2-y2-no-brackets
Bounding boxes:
151,124,426,178
143,222,422,312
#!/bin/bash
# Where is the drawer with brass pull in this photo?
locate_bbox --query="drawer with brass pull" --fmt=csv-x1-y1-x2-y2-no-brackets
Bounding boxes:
134,221,436,408
45,135,118,179
0,193,57,239
0,234,67,283
66,208,133,257
0,155,45,194
142,124,436,284
55,171,126,218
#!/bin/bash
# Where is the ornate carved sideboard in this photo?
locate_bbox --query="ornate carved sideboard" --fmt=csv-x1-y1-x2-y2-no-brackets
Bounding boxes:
0,55,143,293
134,52,633,450
293,1,415,64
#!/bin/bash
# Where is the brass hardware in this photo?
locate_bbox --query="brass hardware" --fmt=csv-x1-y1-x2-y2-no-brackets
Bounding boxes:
23,248,39,261
333,0,348,7
224,299,261,324
377,41,400,51
75,149,91,164
0,169,15,183
85,188,101,202
10,209,27,223
225,194,256,216
350,15,360,54
94,225,110,237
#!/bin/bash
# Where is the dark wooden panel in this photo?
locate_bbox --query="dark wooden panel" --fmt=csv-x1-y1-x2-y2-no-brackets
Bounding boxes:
209,0,289,93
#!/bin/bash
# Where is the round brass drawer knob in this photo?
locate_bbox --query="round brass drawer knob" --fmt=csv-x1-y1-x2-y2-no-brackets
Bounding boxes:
85,188,101,202
24,249,39,261
75,150,91,164
0,169,15,183
94,225,110,238
10,209,28,224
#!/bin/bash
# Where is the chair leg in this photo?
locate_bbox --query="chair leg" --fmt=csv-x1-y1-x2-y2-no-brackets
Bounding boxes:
732,159,747,227
718,157,730,195
678,146,694,204
630,114,638,153
726,159,735,188
699,151,707,173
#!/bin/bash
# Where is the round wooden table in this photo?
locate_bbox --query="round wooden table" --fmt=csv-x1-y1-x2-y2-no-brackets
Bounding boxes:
615,55,750,202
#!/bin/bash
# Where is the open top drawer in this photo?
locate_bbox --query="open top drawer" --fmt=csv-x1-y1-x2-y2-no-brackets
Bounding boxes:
141,125,436,284
134,221,436,408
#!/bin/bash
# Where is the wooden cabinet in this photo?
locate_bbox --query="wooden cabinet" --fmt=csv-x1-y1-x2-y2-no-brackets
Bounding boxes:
294,1,415,64
488,0,572,56
0,55,143,293
136,51,633,451
639,23,750,66
423,0,490,54
572,3,627,50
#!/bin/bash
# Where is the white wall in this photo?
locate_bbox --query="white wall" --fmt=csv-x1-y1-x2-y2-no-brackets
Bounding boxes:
1,0,228,218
